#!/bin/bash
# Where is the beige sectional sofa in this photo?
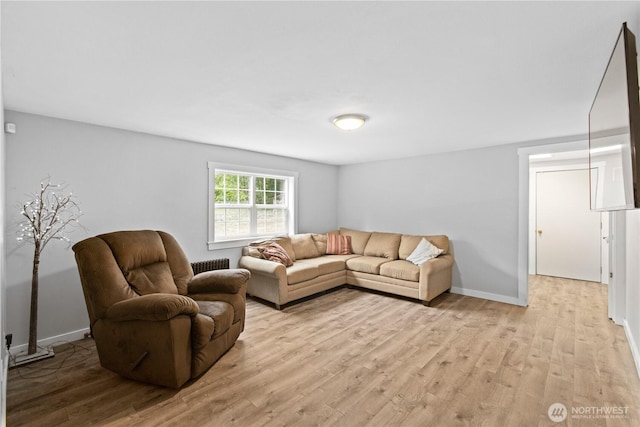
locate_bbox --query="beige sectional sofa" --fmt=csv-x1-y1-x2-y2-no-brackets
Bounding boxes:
238,227,453,309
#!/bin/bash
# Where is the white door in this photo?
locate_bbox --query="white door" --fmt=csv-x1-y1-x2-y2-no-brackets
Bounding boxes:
536,169,601,282
601,212,610,284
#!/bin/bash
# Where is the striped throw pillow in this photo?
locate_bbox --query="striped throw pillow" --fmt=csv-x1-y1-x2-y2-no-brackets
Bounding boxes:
326,234,352,255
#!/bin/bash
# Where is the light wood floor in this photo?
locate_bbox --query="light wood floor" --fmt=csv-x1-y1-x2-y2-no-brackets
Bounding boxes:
7,276,640,426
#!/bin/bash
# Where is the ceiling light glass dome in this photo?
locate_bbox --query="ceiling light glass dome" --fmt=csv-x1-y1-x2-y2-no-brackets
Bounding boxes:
332,114,368,131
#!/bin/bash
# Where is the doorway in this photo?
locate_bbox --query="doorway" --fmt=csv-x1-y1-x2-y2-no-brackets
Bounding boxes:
518,141,623,319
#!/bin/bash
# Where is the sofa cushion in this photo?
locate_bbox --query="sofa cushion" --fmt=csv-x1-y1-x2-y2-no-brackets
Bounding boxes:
192,292,245,323
347,270,419,290
258,242,294,267
399,234,449,259
379,260,420,282
276,237,297,260
291,234,320,259
287,263,320,285
406,238,444,265
346,256,392,274
100,230,167,272
126,262,178,296
311,233,328,255
296,257,346,276
194,300,234,341
364,232,401,259
242,246,262,258
327,234,352,255
339,228,372,255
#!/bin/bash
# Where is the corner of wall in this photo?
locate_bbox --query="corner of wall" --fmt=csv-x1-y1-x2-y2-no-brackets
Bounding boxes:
0,3,9,424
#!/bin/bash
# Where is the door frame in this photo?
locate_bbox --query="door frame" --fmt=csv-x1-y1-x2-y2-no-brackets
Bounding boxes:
517,139,593,306
519,140,624,317
609,211,626,325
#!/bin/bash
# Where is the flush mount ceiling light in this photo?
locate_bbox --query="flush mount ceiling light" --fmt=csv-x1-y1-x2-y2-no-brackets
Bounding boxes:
332,114,368,131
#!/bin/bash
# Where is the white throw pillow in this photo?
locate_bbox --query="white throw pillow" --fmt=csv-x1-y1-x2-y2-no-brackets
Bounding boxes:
406,238,444,265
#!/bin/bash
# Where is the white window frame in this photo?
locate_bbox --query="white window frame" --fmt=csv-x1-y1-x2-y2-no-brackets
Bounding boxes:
208,162,298,250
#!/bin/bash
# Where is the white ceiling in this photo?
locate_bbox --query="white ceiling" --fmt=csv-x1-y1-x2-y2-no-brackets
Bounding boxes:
2,1,639,165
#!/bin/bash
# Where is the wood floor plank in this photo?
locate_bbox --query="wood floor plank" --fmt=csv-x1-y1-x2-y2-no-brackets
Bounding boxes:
6,275,640,426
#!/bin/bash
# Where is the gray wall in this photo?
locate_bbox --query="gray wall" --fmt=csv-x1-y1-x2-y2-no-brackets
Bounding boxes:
0,6,7,422
338,144,520,302
3,110,339,349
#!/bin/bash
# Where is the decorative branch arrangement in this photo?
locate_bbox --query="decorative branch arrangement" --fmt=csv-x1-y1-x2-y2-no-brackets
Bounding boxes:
16,177,82,356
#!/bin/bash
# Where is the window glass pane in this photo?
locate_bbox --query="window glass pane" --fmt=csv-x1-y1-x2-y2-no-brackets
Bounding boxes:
256,209,266,233
256,210,266,233
214,208,226,223
228,208,239,221
215,208,227,238
265,178,275,191
237,208,251,235
239,175,250,189
215,173,224,188
265,191,275,204
225,174,238,189
225,189,238,204
215,208,251,238
255,191,264,204
238,222,250,235
255,177,264,190
256,208,287,234
276,179,285,191
239,190,250,204
226,220,239,236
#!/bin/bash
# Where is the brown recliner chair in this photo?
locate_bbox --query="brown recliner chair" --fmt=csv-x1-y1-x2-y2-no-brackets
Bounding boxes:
72,230,250,388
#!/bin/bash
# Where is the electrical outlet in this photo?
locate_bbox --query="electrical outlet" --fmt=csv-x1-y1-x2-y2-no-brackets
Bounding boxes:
5,333,13,350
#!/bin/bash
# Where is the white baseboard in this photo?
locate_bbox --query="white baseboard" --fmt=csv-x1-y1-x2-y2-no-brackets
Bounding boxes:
9,327,90,355
450,286,524,306
623,319,640,379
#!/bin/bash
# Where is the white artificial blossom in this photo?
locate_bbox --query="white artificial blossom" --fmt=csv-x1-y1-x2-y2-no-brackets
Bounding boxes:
17,179,82,248
16,177,82,355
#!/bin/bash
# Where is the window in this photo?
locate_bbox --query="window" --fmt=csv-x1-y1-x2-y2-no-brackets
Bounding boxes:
208,163,297,249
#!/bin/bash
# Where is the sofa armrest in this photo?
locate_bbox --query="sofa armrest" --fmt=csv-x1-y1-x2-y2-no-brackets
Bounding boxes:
238,256,287,279
104,294,199,322
419,254,454,302
187,268,250,295
420,254,454,275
